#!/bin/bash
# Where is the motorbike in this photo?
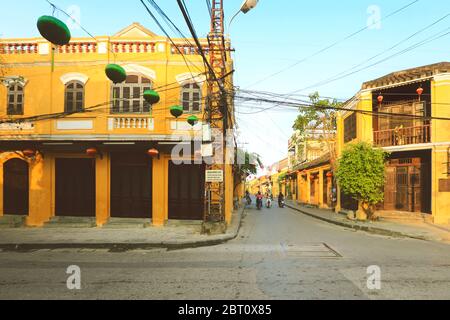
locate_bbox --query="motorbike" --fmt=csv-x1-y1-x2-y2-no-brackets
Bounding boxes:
278,199,285,208
245,195,252,206
266,197,272,208
256,197,263,210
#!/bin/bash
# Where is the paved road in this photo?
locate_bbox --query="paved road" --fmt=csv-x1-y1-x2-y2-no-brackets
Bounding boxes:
0,204,449,300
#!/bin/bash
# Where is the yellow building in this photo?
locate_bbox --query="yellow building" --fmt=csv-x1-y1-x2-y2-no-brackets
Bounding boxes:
336,62,450,225
0,23,236,227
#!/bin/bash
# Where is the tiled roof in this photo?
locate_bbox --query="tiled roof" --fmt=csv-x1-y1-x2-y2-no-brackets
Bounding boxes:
362,62,450,90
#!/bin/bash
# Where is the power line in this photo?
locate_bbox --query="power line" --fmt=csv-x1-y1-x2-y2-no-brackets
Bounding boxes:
244,0,420,89
296,21,450,93
234,93,450,121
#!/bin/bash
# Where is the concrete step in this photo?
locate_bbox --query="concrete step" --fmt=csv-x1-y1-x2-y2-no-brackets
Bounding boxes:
102,218,151,229
377,211,433,223
166,220,203,227
0,215,26,228
44,217,97,228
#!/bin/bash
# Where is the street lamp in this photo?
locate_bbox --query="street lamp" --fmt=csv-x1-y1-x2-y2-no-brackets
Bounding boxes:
228,0,259,31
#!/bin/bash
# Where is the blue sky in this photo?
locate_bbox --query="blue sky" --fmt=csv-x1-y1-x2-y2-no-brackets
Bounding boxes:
1,0,450,165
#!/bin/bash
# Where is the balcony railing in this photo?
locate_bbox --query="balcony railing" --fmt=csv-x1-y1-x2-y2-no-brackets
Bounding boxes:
108,116,154,131
374,125,431,147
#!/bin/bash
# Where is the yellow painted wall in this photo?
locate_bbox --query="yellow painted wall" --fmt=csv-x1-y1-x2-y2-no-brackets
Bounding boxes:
336,72,450,224
431,75,450,224
0,25,236,227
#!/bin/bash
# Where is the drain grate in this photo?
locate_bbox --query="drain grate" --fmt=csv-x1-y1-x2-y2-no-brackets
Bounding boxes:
279,243,342,258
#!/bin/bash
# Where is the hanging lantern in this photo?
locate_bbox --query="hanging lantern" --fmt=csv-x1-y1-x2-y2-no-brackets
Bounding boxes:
187,115,199,127
417,87,424,96
326,172,333,178
37,16,71,46
105,64,127,84
23,149,36,158
86,148,98,157
170,105,184,118
147,148,160,158
377,94,384,106
143,90,160,104
417,86,424,101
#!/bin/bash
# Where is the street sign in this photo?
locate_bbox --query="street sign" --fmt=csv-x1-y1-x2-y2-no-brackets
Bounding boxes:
206,170,224,183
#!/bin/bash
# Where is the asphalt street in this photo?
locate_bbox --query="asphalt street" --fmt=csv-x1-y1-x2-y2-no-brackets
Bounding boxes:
0,204,449,300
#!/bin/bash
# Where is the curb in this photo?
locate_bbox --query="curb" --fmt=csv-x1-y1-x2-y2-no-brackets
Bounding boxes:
286,204,430,242
0,208,246,252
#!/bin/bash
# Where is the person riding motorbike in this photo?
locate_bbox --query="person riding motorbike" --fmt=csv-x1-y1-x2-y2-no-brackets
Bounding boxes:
256,192,263,210
278,192,285,208
266,193,273,208
245,191,252,205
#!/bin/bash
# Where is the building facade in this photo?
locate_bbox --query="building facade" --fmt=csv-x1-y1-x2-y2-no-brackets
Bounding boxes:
336,62,450,224
0,23,236,227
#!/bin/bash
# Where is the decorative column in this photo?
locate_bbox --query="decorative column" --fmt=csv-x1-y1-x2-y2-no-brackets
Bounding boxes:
28,153,52,227
318,170,324,208
152,156,168,226
96,153,110,227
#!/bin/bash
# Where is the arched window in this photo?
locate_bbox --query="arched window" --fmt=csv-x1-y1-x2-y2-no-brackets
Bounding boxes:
7,83,24,115
65,81,84,113
181,83,201,113
112,75,152,114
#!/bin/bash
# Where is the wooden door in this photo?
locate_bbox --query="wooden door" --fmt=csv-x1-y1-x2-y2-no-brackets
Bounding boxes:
111,154,152,218
169,163,205,220
56,158,96,217
3,159,29,215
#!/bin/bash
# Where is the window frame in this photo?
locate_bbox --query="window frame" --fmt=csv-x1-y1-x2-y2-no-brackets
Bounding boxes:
64,80,85,113
111,74,153,114
181,82,202,113
7,83,24,116
344,112,357,143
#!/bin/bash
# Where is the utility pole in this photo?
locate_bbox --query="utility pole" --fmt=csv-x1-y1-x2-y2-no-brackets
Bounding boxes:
204,0,228,229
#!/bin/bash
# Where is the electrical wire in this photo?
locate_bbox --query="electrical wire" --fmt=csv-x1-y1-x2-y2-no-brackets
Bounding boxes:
244,0,421,89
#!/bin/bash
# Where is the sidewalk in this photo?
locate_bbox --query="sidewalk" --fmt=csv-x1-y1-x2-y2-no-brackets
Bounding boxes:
286,201,450,244
0,208,245,251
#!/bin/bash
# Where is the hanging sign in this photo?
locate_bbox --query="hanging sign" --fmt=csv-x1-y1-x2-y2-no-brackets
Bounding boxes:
206,170,224,183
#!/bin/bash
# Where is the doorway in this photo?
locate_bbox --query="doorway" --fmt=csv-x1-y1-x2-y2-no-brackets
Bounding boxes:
3,158,29,215
110,153,152,218
168,162,205,220
56,158,96,217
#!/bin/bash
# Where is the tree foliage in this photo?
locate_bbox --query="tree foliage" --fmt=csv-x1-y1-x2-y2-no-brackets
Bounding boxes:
335,142,389,216
293,92,339,134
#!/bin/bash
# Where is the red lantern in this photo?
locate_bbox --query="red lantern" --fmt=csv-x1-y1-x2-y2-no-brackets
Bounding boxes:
326,172,333,178
23,149,36,158
147,148,160,158
417,87,424,101
377,94,384,105
417,87,424,96
86,148,98,157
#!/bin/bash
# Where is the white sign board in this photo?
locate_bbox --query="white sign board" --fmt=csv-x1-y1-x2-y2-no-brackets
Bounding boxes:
206,170,224,183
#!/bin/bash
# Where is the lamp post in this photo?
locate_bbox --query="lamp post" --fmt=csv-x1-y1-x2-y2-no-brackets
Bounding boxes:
228,0,259,32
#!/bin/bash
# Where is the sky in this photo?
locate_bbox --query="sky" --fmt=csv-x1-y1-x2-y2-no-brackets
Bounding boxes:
1,0,450,166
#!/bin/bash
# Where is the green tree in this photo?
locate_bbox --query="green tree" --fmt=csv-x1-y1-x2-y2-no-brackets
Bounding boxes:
292,92,341,169
335,142,389,220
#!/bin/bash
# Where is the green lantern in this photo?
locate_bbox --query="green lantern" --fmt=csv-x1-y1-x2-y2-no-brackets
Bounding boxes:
143,90,160,104
170,106,184,118
37,16,71,46
187,115,199,127
105,64,127,84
